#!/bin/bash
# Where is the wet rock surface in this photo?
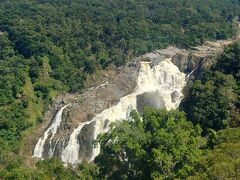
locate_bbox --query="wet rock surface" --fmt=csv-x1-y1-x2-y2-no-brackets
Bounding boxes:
30,63,140,160
137,91,166,113
29,39,232,162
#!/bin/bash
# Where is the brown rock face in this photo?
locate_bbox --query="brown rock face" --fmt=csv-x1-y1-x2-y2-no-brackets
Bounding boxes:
29,40,232,163
30,63,140,161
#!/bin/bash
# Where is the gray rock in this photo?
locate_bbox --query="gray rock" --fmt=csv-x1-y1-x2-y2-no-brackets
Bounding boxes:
29,39,233,162
137,91,166,113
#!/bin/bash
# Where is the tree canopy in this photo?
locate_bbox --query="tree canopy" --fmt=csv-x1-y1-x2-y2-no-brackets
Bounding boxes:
182,42,240,132
95,109,204,179
1,0,240,179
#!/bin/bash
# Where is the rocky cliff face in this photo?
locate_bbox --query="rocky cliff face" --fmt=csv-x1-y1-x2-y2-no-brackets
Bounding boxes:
29,40,232,164
142,40,232,73
29,63,140,162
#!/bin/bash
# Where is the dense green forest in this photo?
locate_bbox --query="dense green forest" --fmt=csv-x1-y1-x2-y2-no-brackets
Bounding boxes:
1,42,240,178
1,0,240,179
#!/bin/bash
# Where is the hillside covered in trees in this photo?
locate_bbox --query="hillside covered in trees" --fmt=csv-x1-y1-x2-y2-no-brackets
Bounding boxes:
1,0,240,179
1,41,239,179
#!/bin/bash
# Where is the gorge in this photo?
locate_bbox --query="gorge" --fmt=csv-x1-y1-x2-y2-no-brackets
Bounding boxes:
30,40,232,165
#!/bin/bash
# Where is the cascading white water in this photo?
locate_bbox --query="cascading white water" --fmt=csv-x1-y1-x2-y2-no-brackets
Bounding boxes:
33,104,69,158
61,120,95,164
61,58,187,164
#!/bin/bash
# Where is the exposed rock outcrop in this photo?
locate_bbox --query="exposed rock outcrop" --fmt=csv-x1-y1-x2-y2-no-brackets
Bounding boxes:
29,62,140,161
29,39,232,163
142,40,232,73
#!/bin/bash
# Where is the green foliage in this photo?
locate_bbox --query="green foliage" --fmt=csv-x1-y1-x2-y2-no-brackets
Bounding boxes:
0,158,99,180
0,0,239,154
183,70,238,131
214,42,240,81
0,0,240,178
182,42,240,177
75,161,100,180
189,128,240,179
1,158,75,180
183,41,240,131
35,158,78,179
0,0,239,91
95,108,204,179
214,127,240,145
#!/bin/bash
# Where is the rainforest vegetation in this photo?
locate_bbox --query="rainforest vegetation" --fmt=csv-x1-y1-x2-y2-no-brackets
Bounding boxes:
1,0,240,179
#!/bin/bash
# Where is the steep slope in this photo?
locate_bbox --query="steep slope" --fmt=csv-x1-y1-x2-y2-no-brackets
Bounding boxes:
28,40,232,164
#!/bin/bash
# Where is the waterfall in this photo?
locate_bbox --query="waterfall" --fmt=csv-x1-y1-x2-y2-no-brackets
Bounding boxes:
61,58,186,164
33,104,69,158
61,120,95,164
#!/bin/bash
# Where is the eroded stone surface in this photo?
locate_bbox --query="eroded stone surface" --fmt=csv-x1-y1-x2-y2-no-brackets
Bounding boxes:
29,40,232,162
